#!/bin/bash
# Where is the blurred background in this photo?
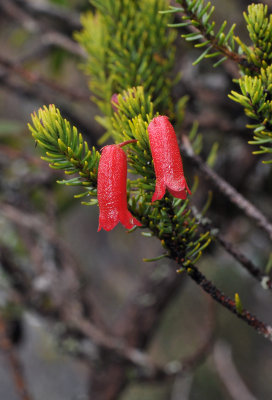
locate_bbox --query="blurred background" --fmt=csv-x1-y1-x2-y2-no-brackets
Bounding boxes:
0,0,272,399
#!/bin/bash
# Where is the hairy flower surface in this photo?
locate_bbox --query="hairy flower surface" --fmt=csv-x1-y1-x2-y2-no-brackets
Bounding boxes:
97,144,142,231
148,116,191,202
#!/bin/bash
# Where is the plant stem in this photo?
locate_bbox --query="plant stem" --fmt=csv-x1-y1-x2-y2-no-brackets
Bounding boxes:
185,264,272,341
182,138,272,241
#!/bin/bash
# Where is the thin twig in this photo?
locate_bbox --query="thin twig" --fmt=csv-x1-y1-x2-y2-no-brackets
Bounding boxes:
0,55,90,103
217,233,272,289
213,340,258,400
40,31,86,58
0,0,85,60
0,314,33,400
0,144,49,167
0,243,177,377
0,1,38,32
13,0,81,31
0,206,165,372
184,263,272,341
182,136,272,241
18,31,86,63
158,198,272,342
0,203,108,331
191,207,272,289
170,0,256,73
132,298,215,382
0,75,98,146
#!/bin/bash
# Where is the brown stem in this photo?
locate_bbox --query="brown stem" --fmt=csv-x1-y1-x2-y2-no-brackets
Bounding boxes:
0,55,90,102
214,341,258,400
0,314,33,400
182,137,272,241
217,233,272,289
191,207,272,289
185,264,272,341
132,298,215,383
118,139,138,147
12,0,81,31
172,0,257,72
0,75,98,146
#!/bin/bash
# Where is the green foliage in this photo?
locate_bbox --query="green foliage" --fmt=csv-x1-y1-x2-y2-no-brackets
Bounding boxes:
235,4,272,70
229,5,272,162
188,121,203,155
235,293,243,315
265,253,272,275
75,0,176,140
166,1,272,161
28,0,214,268
111,87,154,181
28,105,100,204
162,0,237,67
229,69,272,162
28,87,212,267
110,87,212,267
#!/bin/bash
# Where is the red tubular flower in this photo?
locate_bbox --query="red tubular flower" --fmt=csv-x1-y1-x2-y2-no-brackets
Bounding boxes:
148,116,191,202
97,143,142,231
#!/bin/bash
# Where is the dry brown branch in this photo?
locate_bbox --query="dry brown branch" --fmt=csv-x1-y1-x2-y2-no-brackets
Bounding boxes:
0,314,33,400
0,240,188,385
184,264,272,341
170,0,255,73
0,0,38,32
191,207,272,289
0,74,98,146
0,205,179,375
0,55,90,103
17,31,86,64
132,298,215,383
1,192,271,397
213,341,258,400
0,203,108,330
182,136,272,241
13,0,81,31
0,219,188,400
217,233,272,289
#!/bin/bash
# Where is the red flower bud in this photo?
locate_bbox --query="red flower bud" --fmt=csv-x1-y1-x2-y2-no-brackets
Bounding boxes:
148,116,191,202
111,93,119,112
97,144,142,231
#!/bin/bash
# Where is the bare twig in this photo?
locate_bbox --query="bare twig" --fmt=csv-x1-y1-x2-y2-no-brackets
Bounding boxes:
0,0,85,60
184,263,272,341
40,31,86,57
0,242,182,379
0,144,49,167
182,136,272,241
0,1,38,32
0,203,108,330
0,55,90,103
12,0,81,31
0,206,172,375
1,203,61,243
0,205,187,400
191,207,272,289
132,298,215,383
0,75,98,146
213,341,258,400
1,204,271,397
170,0,255,73
0,314,33,400
217,233,272,289
17,31,86,64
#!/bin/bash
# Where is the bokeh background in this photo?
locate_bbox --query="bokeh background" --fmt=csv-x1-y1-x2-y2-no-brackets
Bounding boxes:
0,0,272,399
